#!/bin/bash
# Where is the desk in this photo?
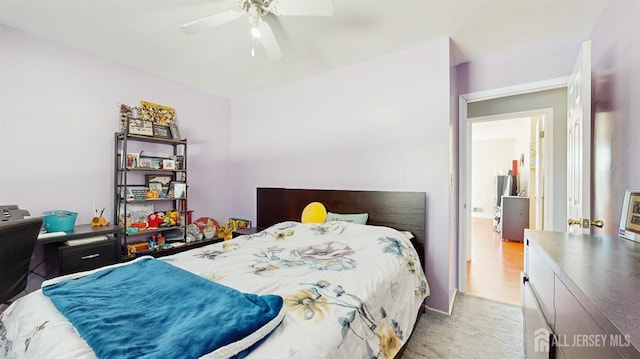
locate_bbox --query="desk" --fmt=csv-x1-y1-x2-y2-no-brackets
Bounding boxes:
39,224,120,277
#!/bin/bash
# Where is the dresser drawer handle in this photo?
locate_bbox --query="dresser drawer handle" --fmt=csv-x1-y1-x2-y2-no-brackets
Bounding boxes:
81,253,100,260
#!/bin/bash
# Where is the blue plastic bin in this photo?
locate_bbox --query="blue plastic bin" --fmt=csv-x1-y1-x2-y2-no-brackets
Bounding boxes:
42,210,77,232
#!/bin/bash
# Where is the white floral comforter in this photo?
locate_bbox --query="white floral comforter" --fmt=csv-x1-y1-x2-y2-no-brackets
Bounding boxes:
1,221,429,359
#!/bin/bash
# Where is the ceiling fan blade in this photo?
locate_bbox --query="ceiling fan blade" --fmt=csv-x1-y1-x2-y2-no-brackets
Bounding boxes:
269,0,334,16
180,10,244,35
258,20,282,61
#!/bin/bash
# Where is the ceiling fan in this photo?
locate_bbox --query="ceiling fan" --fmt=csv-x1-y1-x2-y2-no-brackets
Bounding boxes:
179,0,335,61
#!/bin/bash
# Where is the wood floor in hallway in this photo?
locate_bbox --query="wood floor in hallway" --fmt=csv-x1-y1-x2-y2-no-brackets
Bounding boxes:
466,217,524,305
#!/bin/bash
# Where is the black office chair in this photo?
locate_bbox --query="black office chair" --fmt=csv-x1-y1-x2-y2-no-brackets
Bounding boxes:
0,217,43,304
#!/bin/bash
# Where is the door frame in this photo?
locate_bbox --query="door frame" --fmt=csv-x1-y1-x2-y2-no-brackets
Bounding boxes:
457,77,567,293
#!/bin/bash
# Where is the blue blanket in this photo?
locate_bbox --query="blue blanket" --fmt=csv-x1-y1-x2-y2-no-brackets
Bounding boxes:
42,257,283,359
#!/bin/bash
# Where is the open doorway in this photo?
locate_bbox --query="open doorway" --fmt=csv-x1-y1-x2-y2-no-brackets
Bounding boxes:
466,114,539,304
458,83,568,304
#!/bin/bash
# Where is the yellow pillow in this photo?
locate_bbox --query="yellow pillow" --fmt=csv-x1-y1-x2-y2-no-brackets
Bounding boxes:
301,202,327,223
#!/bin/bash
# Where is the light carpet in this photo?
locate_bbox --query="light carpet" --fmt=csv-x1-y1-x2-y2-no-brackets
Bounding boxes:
402,294,524,359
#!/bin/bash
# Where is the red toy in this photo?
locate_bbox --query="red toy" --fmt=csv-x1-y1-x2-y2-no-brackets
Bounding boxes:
147,213,163,228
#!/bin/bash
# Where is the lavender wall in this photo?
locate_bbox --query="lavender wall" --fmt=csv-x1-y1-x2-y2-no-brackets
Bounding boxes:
457,0,639,248
0,25,232,227
590,0,640,235
457,35,586,95
229,38,454,312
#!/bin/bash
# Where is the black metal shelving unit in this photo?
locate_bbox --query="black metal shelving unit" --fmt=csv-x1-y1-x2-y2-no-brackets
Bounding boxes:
113,131,194,259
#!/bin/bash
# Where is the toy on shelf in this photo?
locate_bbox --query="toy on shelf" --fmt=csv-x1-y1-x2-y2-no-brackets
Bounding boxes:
203,219,217,239
147,213,163,228
217,220,239,241
186,224,203,242
90,206,110,227
145,189,160,199
162,210,180,227
194,217,219,239
91,216,110,227
131,222,148,230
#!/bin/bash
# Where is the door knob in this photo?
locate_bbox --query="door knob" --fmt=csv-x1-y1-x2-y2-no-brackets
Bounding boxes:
568,218,604,228
590,220,604,228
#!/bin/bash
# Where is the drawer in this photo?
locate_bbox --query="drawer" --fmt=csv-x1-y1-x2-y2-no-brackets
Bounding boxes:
59,238,119,275
526,240,556,329
554,277,623,359
522,279,555,358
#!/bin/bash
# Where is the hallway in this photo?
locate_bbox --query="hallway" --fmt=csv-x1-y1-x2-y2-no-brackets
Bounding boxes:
466,217,524,305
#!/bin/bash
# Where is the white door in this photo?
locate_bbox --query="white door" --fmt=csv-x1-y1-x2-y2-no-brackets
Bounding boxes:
567,41,593,234
535,116,545,230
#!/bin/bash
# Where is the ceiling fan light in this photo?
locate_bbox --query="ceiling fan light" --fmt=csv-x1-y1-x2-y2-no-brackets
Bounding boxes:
251,26,261,39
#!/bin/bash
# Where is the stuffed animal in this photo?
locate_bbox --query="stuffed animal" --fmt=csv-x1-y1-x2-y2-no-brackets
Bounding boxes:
168,210,180,225
162,210,179,227
90,216,110,227
186,224,202,242
145,189,160,199
147,213,163,228
203,219,217,239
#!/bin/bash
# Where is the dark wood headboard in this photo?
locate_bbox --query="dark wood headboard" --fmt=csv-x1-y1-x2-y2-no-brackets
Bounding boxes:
256,188,426,265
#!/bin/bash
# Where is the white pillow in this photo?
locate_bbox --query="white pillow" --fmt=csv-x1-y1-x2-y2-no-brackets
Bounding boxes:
324,212,368,224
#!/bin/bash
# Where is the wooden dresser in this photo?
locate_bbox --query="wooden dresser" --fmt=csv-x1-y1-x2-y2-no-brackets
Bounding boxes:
522,230,640,358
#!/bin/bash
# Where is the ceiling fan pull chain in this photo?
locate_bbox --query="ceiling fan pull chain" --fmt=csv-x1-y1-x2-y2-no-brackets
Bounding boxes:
251,36,257,57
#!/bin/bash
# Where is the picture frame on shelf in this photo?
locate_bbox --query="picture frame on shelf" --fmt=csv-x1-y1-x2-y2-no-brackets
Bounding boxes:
140,100,176,126
128,118,154,136
169,181,187,198
119,103,135,131
620,190,640,243
623,191,640,234
149,157,163,169
229,218,251,230
169,124,182,140
138,157,152,169
152,124,172,139
175,155,184,170
162,159,176,170
126,152,140,168
145,174,173,187
118,203,154,228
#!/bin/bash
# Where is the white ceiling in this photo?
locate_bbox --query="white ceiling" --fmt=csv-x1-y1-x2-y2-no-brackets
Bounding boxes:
472,117,530,142
0,0,610,98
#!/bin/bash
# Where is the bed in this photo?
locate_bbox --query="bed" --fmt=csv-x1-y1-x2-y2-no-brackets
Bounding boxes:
0,188,429,359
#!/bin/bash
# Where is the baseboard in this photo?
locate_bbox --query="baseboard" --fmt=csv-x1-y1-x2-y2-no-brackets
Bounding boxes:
424,290,458,316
